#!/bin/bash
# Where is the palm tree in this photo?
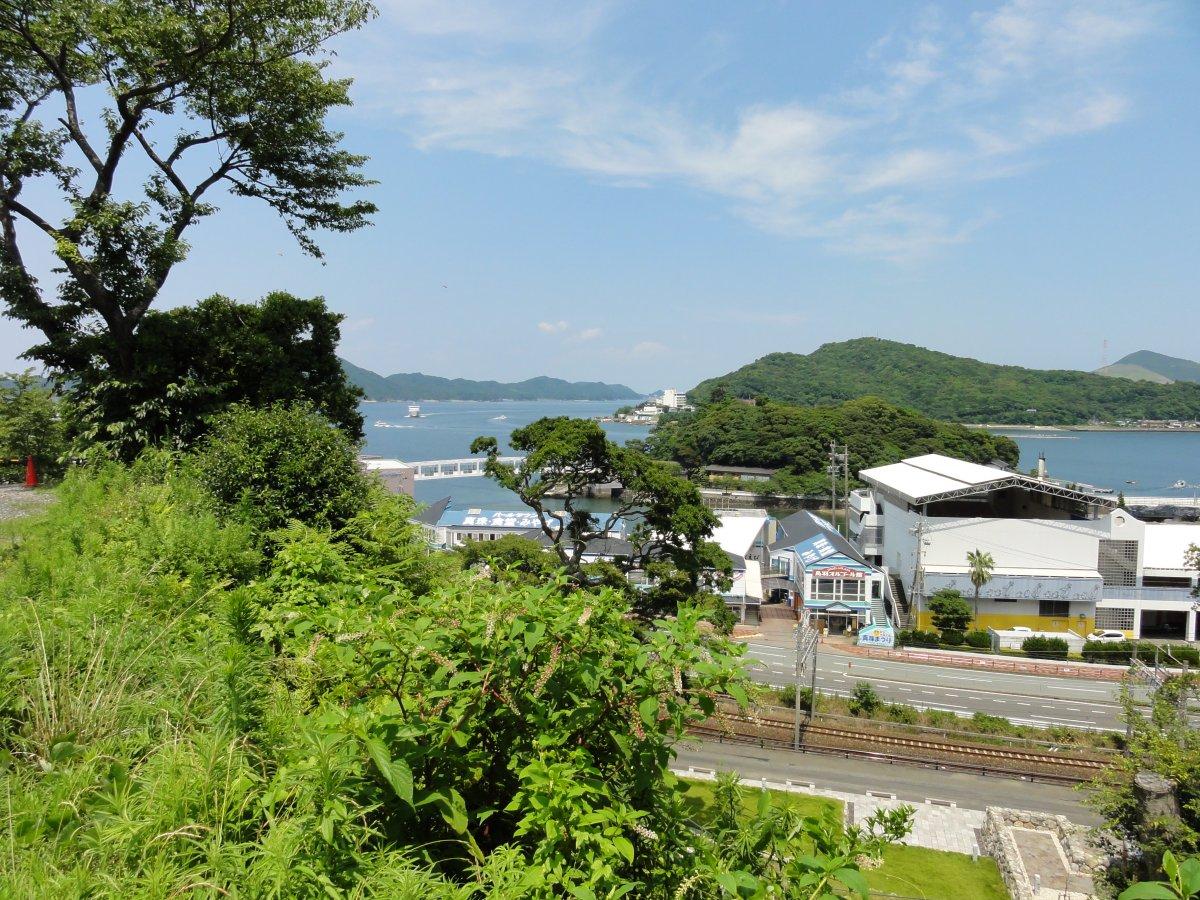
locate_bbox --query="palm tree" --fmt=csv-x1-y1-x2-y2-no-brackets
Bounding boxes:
967,549,995,626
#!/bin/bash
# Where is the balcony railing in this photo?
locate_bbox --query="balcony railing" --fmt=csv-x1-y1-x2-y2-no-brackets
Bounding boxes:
1101,586,1197,603
855,526,884,546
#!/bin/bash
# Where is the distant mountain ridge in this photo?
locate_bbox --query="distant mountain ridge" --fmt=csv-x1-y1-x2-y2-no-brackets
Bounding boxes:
689,338,1200,425
1096,350,1200,385
341,359,641,402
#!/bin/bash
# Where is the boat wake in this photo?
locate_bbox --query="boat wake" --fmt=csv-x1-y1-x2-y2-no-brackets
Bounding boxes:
373,421,415,429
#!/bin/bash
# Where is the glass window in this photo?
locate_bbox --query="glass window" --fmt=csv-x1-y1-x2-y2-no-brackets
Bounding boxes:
1039,600,1070,617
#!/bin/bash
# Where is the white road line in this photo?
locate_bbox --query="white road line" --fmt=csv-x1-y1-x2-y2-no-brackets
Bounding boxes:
1030,714,1098,726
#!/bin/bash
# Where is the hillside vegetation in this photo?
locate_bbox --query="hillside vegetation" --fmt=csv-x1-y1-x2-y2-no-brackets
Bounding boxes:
341,359,640,401
647,396,1019,493
1096,350,1200,385
690,338,1200,424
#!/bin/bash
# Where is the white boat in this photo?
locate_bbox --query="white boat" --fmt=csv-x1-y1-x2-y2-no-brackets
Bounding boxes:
1173,479,1187,489
490,414,508,421
407,404,421,418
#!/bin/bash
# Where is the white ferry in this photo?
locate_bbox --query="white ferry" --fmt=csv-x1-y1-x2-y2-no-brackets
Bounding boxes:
407,404,421,418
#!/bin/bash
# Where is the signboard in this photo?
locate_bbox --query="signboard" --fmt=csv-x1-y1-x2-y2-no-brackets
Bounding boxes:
812,565,867,579
857,623,895,649
923,572,1102,603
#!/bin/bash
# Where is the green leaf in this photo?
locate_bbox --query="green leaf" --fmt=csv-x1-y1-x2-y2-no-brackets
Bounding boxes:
1118,884,1181,900
639,696,659,725
726,682,749,706
612,835,634,863
363,737,413,804
1179,859,1200,896
833,867,871,899
438,788,468,834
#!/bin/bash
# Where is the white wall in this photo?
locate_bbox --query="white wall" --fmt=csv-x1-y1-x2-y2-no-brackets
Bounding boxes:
923,517,1105,573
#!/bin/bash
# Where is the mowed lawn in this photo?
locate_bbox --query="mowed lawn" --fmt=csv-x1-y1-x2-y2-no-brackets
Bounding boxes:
679,779,1009,900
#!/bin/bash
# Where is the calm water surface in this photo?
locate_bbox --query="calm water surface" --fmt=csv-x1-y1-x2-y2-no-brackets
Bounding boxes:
359,400,1200,509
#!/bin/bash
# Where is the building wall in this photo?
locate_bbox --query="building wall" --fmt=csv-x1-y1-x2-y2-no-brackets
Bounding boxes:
914,598,1094,635
923,517,1105,573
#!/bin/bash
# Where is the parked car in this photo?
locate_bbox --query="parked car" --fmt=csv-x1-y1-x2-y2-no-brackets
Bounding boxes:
1088,629,1128,644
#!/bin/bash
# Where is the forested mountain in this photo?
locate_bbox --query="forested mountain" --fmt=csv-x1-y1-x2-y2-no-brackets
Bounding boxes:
690,338,1200,424
1096,350,1200,385
647,396,1020,492
341,359,641,401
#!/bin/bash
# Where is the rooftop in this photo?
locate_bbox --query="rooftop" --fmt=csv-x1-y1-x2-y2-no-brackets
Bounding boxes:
859,453,1115,507
1142,522,1200,572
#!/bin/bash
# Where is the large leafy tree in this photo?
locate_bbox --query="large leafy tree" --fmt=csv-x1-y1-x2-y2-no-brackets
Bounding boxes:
0,0,375,384
71,291,364,456
471,417,732,598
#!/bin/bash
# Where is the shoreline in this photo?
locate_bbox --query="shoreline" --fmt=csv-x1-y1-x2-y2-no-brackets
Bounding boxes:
969,424,1200,433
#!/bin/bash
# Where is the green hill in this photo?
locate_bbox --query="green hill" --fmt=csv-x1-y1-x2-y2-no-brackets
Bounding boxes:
340,359,641,402
1094,363,1172,384
647,396,1020,490
1097,350,1200,385
690,338,1200,425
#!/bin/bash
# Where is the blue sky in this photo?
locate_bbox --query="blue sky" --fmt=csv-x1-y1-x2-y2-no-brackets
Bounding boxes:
3,1,1198,393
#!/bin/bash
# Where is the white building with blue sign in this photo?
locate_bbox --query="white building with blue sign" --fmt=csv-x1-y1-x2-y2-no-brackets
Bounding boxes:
766,510,890,635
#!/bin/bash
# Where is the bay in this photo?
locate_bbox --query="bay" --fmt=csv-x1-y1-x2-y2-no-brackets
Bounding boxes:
358,400,1200,510
360,400,650,508
989,429,1200,497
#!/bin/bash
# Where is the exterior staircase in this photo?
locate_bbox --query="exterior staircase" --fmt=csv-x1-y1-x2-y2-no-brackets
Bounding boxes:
887,574,911,629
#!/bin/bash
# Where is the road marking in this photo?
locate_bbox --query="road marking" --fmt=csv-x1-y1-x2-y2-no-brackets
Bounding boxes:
1030,714,1098,726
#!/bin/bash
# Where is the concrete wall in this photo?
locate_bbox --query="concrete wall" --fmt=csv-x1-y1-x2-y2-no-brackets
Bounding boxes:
923,517,1105,573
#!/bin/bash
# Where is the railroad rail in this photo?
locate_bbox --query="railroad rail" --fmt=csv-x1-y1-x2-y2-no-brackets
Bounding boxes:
689,712,1110,783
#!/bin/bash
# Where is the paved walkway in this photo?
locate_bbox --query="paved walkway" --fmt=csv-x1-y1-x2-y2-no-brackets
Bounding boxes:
675,766,986,856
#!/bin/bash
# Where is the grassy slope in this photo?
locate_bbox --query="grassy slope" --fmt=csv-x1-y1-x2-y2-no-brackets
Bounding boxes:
690,338,1200,424
680,779,1009,900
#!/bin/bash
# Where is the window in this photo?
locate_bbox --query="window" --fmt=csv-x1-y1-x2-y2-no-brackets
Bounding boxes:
1096,607,1135,630
1039,600,1070,617
871,581,882,599
1142,576,1192,588
813,579,837,601
875,503,883,515
1098,540,1138,587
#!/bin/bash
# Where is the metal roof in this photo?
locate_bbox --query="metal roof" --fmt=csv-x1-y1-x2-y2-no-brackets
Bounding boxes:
411,496,451,526
711,513,769,558
859,453,1115,507
769,510,874,570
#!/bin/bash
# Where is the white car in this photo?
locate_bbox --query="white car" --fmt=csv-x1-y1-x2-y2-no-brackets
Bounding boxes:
1088,630,1127,644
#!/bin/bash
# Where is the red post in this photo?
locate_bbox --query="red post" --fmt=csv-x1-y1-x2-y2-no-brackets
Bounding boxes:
24,455,37,488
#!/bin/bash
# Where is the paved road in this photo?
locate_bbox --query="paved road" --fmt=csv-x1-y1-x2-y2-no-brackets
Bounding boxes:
742,638,1131,730
675,739,1102,823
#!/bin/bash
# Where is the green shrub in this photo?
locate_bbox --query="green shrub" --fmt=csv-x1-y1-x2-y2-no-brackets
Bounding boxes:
939,628,965,646
777,684,814,713
1021,635,1069,660
1083,639,1133,664
965,630,992,649
897,629,940,648
886,703,920,725
190,402,371,532
849,681,881,717
970,712,1015,735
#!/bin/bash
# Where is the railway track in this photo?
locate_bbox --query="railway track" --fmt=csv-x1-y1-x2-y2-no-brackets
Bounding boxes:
689,712,1111,783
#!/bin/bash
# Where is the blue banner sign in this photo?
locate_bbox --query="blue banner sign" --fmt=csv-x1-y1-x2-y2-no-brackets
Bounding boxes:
857,623,895,649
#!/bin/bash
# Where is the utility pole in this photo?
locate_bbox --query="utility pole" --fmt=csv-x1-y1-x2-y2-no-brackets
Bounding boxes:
792,620,803,750
828,441,838,530
841,445,851,539
912,512,927,630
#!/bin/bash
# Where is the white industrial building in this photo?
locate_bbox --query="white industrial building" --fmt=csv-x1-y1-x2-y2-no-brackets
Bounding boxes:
849,454,1200,641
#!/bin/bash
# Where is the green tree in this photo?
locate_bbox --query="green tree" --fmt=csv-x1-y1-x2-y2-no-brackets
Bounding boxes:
190,403,370,533
1089,675,1200,893
67,292,363,458
470,417,732,601
1120,852,1200,900
967,548,995,625
0,0,375,388
0,369,65,477
927,588,973,633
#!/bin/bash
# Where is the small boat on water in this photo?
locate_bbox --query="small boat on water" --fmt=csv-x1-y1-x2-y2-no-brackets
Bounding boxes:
1173,479,1188,489
408,404,421,418
491,414,508,421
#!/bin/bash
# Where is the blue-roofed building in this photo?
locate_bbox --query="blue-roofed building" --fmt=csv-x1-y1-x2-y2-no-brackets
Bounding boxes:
428,506,629,550
766,510,890,635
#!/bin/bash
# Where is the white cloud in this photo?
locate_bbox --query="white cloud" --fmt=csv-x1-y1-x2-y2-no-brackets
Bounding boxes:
631,340,667,356
347,0,1161,261
569,326,603,343
537,320,569,333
